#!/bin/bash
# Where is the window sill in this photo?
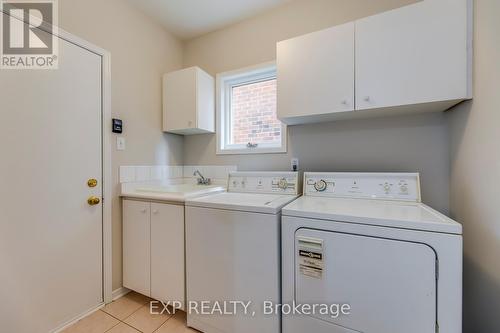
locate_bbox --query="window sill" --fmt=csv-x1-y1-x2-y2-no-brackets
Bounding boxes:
216,146,287,155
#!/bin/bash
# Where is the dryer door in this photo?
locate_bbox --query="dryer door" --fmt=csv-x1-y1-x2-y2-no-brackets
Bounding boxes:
295,228,437,333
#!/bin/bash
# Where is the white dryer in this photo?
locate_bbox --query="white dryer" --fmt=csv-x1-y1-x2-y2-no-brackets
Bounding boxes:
282,172,462,333
186,171,300,333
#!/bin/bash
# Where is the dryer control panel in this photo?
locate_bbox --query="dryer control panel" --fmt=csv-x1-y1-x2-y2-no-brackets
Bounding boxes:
228,171,301,195
304,172,420,202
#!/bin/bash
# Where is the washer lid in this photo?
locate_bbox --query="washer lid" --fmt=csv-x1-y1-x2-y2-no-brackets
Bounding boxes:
186,192,298,214
282,196,462,234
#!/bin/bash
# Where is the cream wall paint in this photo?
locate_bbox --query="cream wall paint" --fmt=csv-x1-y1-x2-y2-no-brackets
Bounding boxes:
183,0,418,74
182,0,453,213
448,0,500,332
58,0,184,290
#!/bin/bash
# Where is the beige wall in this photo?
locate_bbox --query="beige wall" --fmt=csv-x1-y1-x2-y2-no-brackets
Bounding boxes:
58,0,184,290
448,0,500,332
183,0,418,74
182,0,452,213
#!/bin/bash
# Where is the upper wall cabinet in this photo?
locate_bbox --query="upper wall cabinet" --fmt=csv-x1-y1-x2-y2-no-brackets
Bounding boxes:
276,0,472,125
356,0,472,111
277,22,355,125
163,67,215,135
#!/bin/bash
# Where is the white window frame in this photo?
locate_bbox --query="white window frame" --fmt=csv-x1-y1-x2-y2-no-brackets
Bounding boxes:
216,62,287,155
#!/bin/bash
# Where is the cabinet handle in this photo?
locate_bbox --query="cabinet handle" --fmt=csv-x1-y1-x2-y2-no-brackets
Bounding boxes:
364,96,370,102
140,208,147,213
341,100,348,105
152,210,159,215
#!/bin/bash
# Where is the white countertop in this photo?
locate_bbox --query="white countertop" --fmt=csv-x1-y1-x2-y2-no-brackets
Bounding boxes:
120,180,226,203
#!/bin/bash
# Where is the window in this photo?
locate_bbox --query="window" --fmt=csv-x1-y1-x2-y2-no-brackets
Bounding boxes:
216,63,287,154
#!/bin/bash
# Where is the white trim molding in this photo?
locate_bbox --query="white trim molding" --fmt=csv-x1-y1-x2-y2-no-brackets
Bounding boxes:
51,303,105,333
112,287,131,301
216,62,287,155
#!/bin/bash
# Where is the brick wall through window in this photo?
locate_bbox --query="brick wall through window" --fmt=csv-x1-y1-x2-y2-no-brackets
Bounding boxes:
230,78,281,145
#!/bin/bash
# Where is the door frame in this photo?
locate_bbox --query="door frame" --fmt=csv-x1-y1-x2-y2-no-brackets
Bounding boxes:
1,10,113,304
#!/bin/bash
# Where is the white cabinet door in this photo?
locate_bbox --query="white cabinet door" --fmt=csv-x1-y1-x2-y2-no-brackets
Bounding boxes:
277,22,354,125
123,200,151,296
163,67,215,135
356,0,472,110
151,203,185,308
163,68,197,133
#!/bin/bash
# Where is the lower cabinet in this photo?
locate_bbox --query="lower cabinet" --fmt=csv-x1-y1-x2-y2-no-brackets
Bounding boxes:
123,199,185,309
150,202,185,308
123,200,150,297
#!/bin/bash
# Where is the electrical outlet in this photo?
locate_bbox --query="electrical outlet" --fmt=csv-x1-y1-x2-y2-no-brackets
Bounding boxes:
291,158,299,172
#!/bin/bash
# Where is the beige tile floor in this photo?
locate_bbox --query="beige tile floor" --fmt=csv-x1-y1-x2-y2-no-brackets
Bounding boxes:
62,292,199,333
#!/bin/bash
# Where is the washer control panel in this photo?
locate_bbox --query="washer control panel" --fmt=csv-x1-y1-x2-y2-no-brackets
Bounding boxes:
228,171,300,195
304,172,420,202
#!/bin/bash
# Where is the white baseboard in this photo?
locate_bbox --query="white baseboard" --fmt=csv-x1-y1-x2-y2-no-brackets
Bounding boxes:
51,303,104,333
112,286,131,301
49,288,129,333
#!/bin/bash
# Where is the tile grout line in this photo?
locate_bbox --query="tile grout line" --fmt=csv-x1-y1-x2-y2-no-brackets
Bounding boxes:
99,311,121,333
98,294,180,333
100,307,145,333
99,309,123,323
152,311,176,333
121,320,144,333
100,297,151,332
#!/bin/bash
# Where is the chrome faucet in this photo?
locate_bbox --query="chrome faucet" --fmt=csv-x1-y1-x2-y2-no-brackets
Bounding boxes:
193,170,211,185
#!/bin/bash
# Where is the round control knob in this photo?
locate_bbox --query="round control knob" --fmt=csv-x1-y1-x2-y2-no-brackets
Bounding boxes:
383,184,391,192
314,180,328,192
278,178,288,190
400,185,408,193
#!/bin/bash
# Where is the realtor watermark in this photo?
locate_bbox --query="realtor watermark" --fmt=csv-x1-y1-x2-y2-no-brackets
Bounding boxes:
150,300,351,319
1,0,58,69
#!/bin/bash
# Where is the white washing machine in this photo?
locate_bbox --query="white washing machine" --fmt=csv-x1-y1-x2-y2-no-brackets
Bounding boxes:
282,172,462,333
186,171,301,333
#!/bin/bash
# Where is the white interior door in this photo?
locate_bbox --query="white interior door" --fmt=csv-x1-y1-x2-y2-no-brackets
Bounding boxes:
295,229,437,333
0,16,103,333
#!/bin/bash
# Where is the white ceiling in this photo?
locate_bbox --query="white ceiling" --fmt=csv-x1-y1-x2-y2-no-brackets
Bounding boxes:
126,0,293,40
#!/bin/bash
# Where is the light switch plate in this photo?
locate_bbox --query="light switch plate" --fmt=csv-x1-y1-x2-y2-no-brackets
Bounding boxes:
117,137,126,151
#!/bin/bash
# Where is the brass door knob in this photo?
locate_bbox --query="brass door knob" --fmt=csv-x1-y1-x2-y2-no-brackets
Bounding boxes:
87,179,98,187
87,196,100,206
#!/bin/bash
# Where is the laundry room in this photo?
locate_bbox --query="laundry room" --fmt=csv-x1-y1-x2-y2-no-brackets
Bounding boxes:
0,0,498,332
